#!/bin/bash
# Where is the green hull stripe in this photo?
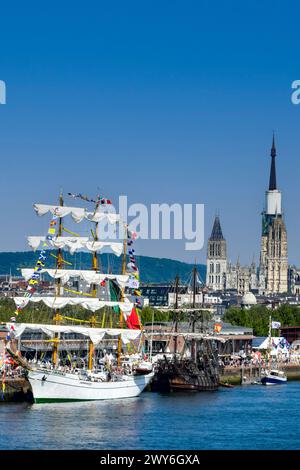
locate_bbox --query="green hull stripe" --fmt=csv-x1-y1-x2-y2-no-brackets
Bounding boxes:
34,398,96,403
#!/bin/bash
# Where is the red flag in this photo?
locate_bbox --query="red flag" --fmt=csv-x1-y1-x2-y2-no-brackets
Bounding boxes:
126,308,141,330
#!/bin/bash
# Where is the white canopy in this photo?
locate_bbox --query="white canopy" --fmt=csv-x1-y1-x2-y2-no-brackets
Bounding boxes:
7,323,140,345
21,268,129,288
253,336,289,355
34,204,120,225
27,236,123,256
14,297,133,314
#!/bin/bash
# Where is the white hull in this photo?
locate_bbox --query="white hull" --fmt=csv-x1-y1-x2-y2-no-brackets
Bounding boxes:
28,369,154,403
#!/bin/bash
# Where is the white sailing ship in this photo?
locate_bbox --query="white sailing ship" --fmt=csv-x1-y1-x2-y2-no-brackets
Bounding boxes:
7,195,153,402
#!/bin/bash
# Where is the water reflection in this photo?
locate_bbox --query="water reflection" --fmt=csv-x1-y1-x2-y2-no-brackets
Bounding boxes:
0,384,299,450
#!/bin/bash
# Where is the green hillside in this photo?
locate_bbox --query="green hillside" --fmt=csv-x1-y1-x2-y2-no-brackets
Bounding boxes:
0,251,206,284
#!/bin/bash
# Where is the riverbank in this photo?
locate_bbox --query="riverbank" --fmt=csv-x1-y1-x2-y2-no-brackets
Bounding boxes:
2,363,300,401
220,363,300,385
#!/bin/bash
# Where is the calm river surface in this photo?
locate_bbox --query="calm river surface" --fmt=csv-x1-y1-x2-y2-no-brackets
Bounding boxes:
1,382,300,450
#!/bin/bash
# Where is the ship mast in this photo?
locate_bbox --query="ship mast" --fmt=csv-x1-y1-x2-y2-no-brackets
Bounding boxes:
117,225,128,367
88,199,100,371
192,264,197,309
191,265,197,360
174,274,179,355
52,192,64,366
268,314,272,351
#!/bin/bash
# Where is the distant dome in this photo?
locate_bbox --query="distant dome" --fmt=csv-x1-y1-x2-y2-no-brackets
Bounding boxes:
241,292,257,306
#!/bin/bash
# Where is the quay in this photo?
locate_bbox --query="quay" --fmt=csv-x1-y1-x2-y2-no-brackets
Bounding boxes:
221,363,300,385
2,363,300,402
1,376,32,402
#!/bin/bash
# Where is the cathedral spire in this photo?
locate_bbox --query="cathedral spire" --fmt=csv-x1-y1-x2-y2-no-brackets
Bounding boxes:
269,133,277,190
210,215,224,240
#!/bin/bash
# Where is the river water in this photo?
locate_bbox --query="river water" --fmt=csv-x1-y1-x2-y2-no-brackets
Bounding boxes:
1,381,300,450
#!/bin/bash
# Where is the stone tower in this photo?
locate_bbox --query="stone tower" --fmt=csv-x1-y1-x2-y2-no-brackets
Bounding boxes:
206,216,227,291
259,136,288,294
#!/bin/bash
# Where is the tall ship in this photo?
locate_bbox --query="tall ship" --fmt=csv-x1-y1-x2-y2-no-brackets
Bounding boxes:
151,269,222,392
5,193,153,402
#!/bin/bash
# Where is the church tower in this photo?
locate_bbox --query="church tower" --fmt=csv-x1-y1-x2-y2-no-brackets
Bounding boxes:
206,216,227,291
259,136,288,294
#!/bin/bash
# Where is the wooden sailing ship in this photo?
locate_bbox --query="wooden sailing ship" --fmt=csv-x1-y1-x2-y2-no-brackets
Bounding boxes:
151,268,221,392
5,193,153,402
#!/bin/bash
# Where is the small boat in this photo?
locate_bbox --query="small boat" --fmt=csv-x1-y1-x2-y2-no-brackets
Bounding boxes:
260,316,288,386
219,382,235,388
261,369,287,385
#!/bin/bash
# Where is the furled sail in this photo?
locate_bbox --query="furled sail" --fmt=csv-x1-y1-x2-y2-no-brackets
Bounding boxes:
27,236,123,256
33,204,120,224
7,323,141,345
21,269,129,288
13,297,134,314
85,211,120,224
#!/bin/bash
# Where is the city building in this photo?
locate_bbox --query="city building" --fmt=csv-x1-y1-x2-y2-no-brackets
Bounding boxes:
258,136,288,294
206,216,258,294
206,136,289,297
280,326,300,345
288,266,300,295
226,258,258,294
206,216,227,291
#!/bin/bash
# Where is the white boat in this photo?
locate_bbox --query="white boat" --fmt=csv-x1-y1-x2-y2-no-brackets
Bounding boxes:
260,316,288,386
261,369,287,385
28,368,154,403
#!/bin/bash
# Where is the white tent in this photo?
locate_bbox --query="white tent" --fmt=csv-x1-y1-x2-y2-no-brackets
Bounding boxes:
253,336,289,355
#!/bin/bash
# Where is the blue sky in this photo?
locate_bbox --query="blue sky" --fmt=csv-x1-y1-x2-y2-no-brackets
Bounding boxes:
0,0,300,265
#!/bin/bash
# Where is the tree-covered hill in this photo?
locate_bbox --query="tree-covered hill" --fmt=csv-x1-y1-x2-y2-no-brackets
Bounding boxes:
0,251,206,285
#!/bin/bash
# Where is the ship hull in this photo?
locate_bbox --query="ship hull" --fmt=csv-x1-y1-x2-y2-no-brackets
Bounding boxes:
152,357,220,393
28,369,154,403
170,377,219,392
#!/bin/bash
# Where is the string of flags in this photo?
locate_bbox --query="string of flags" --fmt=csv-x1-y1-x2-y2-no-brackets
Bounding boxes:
10,214,59,327
125,227,142,329
67,192,112,205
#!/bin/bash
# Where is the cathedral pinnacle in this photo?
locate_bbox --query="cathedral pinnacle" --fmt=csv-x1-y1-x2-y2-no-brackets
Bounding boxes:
269,133,277,190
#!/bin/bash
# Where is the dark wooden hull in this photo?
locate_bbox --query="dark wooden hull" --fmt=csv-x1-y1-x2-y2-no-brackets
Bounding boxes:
152,357,220,393
170,376,219,392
